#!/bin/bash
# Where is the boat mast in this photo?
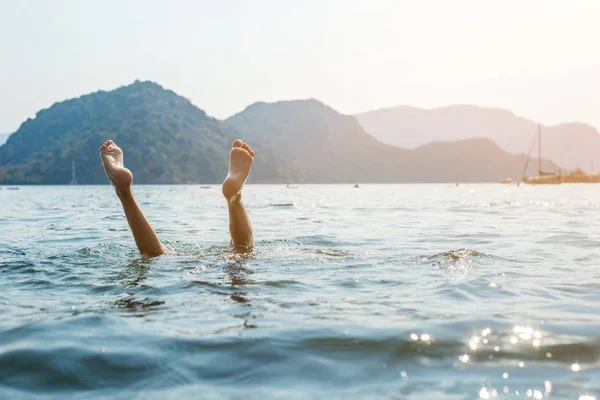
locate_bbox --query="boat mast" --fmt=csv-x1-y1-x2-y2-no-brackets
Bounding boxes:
71,159,76,184
538,123,542,176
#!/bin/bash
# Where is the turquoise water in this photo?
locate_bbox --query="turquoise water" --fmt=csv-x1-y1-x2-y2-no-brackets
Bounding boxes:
1,184,600,399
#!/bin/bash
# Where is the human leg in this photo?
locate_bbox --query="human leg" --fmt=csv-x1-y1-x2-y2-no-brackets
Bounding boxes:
222,139,255,251
100,140,165,257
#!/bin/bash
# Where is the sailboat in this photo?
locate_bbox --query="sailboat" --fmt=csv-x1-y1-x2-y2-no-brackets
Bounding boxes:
522,124,600,184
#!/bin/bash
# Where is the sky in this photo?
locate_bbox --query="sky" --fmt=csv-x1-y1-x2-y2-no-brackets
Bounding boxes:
0,0,599,133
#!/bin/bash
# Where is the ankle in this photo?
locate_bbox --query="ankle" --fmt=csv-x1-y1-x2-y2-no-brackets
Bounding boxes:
116,187,132,200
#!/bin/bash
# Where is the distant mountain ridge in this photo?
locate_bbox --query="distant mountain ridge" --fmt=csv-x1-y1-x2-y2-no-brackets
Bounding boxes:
0,81,554,184
226,99,553,183
0,134,9,146
355,105,600,171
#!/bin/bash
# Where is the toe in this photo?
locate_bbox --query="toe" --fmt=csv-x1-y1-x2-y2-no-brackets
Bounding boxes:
232,139,243,148
242,144,255,157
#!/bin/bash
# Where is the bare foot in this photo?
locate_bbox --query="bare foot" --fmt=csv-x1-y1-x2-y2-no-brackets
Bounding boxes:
100,140,133,195
222,139,255,200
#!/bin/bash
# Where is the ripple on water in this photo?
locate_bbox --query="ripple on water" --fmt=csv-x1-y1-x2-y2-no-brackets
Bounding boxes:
4,185,600,398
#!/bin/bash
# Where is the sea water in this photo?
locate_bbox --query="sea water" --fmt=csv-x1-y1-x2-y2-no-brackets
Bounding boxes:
1,184,600,399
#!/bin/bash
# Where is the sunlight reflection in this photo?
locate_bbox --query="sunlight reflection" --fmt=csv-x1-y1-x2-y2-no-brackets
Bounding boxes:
479,387,490,399
410,333,432,343
469,336,479,350
507,326,544,348
525,389,543,399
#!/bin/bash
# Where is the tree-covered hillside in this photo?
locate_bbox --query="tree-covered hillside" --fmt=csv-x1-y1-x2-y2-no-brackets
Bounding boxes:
225,99,410,183
0,81,236,184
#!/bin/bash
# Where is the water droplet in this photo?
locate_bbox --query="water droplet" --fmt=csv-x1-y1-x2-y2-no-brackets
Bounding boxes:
494,346,500,352
518,361,525,368
503,373,509,379
572,363,581,372
400,371,407,378
410,333,418,340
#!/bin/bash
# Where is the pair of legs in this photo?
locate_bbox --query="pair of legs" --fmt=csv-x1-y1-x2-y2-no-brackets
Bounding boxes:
100,139,255,256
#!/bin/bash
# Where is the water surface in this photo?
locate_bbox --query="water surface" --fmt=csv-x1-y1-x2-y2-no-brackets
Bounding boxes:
1,184,600,399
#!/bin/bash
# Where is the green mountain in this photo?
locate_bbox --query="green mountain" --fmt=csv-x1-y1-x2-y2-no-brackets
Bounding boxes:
0,81,235,184
225,100,410,183
0,81,552,184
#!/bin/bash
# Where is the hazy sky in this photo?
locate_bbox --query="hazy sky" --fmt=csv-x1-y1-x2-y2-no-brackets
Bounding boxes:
1,0,599,133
